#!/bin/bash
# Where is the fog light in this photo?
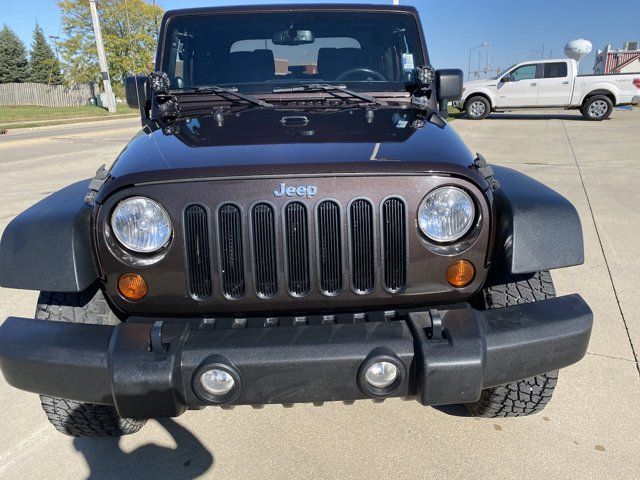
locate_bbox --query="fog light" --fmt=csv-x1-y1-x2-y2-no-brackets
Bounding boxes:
200,369,235,396
365,361,398,389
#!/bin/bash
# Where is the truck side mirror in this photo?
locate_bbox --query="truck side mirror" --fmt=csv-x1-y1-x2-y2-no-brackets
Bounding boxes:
125,75,150,123
435,69,463,118
501,74,514,83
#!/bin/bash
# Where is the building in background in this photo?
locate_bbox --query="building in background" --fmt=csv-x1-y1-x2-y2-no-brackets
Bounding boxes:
594,42,640,74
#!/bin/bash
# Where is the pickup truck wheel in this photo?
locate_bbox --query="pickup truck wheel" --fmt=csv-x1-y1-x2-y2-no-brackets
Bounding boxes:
36,289,147,437
464,271,559,417
582,95,613,120
465,96,490,120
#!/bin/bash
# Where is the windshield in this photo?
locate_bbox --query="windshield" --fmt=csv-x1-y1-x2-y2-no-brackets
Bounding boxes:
161,11,425,93
492,65,515,80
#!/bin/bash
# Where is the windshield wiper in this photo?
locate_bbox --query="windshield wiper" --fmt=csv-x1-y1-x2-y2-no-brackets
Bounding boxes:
272,84,386,106
171,85,273,108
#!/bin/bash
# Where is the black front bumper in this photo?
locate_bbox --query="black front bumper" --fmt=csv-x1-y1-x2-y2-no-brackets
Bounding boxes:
0,295,592,419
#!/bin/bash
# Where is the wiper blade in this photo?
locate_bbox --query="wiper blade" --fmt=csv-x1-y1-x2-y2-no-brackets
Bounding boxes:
171,85,273,108
272,84,385,106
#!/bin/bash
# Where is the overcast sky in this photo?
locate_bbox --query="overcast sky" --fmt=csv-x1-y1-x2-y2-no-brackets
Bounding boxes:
4,0,640,76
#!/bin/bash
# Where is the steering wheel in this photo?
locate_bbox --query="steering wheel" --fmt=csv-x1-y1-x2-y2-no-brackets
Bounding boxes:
335,67,386,81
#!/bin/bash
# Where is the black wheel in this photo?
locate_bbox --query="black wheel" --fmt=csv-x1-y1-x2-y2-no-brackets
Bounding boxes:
581,95,613,121
465,95,491,120
36,288,146,437
465,271,559,417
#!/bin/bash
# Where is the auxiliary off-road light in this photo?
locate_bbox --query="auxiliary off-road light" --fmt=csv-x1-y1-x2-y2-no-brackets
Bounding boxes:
117,273,147,301
199,368,236,396
365,361,398,389
446,259,475,288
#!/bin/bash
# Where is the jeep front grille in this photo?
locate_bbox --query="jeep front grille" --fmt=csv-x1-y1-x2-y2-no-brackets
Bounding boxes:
184,197,408,300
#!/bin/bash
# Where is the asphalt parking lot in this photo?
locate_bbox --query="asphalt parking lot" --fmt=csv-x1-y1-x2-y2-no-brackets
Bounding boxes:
0,108,639,479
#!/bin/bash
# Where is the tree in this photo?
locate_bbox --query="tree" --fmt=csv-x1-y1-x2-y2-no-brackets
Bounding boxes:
0,24,29,83
58,0,163,95
28,23,64,84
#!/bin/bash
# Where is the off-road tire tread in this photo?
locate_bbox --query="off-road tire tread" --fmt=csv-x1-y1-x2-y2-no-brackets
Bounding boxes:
36,288,146,437
481,271,556,308
40,396,146,437
465,271,558,418
465,371,558,417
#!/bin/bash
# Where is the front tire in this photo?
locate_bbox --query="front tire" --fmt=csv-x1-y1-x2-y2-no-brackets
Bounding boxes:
581,95,613,121
465,96,491,120
36,288,146,437
464,271,559,417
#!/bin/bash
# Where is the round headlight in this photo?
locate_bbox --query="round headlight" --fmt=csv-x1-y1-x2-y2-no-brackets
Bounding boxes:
418,187,475,243
111,197,172,253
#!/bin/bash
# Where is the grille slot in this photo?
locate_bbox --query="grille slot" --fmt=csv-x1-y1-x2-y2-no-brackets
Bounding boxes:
184,205,212,300
382,198,407,292
317,200,342,295
350,199,375,294
284,202,310,296
252,203,278,298
218,204,245,299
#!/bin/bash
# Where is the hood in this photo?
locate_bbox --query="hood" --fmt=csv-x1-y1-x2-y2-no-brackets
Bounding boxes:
97,106,482,202
464,79,495,87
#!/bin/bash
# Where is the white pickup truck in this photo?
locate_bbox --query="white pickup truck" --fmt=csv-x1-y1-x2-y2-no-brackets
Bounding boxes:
454,58,640,120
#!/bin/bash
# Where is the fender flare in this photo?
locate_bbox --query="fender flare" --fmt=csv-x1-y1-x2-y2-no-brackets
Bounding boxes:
491,166,584,274
0,180,99,292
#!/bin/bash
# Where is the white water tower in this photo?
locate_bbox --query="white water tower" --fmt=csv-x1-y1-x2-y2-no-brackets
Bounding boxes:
564,39,593,63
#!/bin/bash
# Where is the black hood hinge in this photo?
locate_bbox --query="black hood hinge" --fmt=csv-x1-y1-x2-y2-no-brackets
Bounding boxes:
84,164,110,204
473,153,500,191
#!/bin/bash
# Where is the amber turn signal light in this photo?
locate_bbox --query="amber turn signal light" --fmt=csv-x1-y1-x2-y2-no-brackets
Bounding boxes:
446,260,475,288
118,273,147,301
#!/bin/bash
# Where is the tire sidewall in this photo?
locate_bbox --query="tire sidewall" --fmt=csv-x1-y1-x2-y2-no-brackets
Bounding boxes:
583,95,613,121
465,96,490,120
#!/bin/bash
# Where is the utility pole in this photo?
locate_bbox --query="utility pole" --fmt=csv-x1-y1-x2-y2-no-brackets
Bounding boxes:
89,0,116,113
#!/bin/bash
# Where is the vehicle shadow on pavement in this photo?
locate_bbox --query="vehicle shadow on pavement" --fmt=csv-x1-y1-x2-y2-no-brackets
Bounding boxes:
73,418,214,480
482,113,587,121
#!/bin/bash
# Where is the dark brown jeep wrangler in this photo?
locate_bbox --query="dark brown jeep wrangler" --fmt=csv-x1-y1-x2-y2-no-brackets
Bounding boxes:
0,4,592,438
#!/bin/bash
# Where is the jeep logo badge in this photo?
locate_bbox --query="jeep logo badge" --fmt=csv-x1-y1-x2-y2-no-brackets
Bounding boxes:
273,183,317,199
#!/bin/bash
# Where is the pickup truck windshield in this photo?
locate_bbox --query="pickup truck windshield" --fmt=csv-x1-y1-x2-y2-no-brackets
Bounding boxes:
161,11,424,93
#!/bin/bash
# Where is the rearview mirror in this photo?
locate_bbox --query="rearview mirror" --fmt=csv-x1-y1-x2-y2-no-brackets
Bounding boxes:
273,29,314,45
435,69,463,117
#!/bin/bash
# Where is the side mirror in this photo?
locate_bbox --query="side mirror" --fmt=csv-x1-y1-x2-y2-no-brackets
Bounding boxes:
501,74,514,83
125,74,149,107
435,69,463,117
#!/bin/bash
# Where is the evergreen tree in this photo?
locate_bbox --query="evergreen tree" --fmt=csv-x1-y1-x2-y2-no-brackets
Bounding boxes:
0,24,29,83
28,23,63,84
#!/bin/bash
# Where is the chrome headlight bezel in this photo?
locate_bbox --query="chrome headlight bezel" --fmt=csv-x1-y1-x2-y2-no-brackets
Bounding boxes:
417,186,476,244
110,196,173,254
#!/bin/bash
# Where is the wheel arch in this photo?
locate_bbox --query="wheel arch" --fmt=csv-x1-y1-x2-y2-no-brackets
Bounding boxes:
580,88,618,106
464,91,494,109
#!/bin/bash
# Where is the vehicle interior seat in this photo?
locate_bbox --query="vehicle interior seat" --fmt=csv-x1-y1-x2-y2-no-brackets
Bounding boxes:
317,47,367,80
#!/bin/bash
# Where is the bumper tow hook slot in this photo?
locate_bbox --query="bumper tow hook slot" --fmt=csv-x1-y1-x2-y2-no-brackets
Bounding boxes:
149,320,167,357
